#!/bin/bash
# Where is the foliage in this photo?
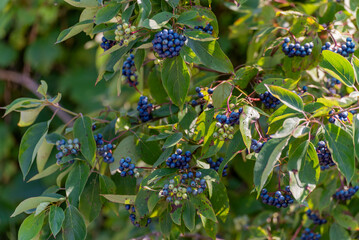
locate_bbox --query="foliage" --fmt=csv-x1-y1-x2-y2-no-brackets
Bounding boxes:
2,0,359,239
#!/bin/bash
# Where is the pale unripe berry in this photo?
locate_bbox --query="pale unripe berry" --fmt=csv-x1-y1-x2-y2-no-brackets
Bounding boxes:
222,133,228,139
125,28,131,34
122,23,129,29
130,35,137,41
228,134,234,140
223,124,229,129
218,128,224,134
213,132,219,138
130,26,136,32
215,122,222,128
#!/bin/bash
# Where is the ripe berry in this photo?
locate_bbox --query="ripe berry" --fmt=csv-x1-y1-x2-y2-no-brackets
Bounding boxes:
152,29,186,58
207,157,229,176
333,186,358,201
194,23,214,35
121,54,138,87
306,209,327,225
100,37,116,51
260,186,294,208
119,157,139,177
137,96,153,122
166,149,192,170
282,39,314,57
322,38,355,57
301,228,321,240
316,141,335,170
259,91,281,109
56,138,80,165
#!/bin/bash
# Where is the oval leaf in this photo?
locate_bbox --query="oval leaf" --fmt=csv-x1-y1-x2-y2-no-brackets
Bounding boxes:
266,84,304,112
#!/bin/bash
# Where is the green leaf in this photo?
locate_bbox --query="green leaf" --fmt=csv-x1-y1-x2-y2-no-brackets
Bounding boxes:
12,196,63,217
63,0,98,8
100,194,136,204
177,10,201,26
320,50,355,87
288,140,309,170
240,106,260,149
163,133,183,148
142,11,173,29
183,201,196,231
289,142,319,202
37,80,48,97
271,117,301,138
49,206,65,237
325,124,355,182
184,30,216,41
36,139,54,172
210,182,229,222
353,114,359,161
65,161,90,207
187,39,233,73
18,106,45,127
18,213,45,240
19,121,49,180
200,215,218,239
161,57,190,108
63,205,87,240
134,188,150,217
153,146,175,168
191,194,217,222
3,97,42,117
35,202,50,216
352,56,359,85
79,174,102,223
333,209,358,230
28,164,59,182
56,20,93,43
99,175,116,195
218,131,245,177
233,66,258,89
73,116,96,165
148,68,168,104
111,135,140,173
166,0,179,8
95,2,122,24
152,104,179,117
212,82,232,108
253,137,290,194
170,206,182,225
266,85,304,112
137,0,151,26
330,223,350,240
159,208,172,236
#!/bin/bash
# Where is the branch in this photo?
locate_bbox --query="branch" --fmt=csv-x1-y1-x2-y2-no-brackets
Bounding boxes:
0,69,73,123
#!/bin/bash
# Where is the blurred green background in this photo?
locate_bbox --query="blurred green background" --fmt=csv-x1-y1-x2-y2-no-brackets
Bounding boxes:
0,0,337,239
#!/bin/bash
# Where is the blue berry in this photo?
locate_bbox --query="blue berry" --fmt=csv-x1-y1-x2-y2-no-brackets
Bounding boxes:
207,157,228,176
306,209,327,225
137,96,153,122
100,37,116,51
282,39,313,57
194,23,214,34
321,39,355,57
333,186,358,201
316,141,335,170
259,91,281,109
122,54,138,87
260,187,294,208
152,29,186,58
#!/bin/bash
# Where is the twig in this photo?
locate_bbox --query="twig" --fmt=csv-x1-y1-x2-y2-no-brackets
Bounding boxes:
0,69,73,123
291,224,303,240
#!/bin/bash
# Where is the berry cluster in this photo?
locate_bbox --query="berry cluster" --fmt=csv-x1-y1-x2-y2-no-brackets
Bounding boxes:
191,87,214,109
94,133,116,163
281,38,314,57
159,172,208,205
321,38,355,57
328,110,348,123
301,228,321,240
316,141,335,170
215,108,243,126
259,91,281,109
55,139,80,164
213,122,235,141
333,186,359,201
306,209,327,225
260,186,294,208
152,29,186,58
100,37,116,51
326,77,341,88
207,157,228,177
194,24,214,35
115,22,137,47
125,205,151,228
119,157,139,178
251,139,269,153
165,149,192,170
137,96,153,122
121,54,138,87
